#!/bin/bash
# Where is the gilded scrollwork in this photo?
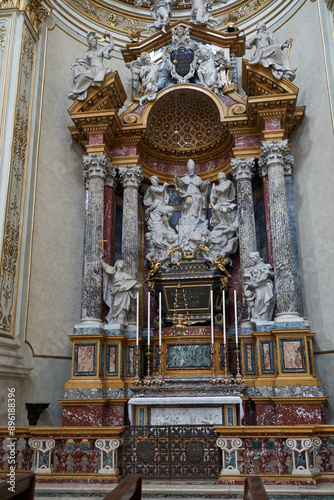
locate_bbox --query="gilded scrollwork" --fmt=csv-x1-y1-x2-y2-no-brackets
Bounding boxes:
0,25,35,336
0,23,7,50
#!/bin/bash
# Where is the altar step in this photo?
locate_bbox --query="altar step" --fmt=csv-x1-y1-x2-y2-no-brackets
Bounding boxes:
34,479,334,499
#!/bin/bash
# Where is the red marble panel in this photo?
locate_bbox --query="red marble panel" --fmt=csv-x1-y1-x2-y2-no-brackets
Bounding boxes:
103,405,125,426
262,343,272,371
234,135,262,148
89,133,104,145
264,118,281,130
228,251,242,327
275,403,325,425
262,175,274,267
218,95,239,108
246,345,253,372
255,402,276,425
109,145,138,157
282,340,303,370
152,326,222,337
77,346,94,373
62,405,103,426
109,347,117,373
102,185,115,322
139,150,233,175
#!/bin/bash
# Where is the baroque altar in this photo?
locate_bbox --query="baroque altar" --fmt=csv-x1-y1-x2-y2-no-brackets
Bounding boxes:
61,18,326,437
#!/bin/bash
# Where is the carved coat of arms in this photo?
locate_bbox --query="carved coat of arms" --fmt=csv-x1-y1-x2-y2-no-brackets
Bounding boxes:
163,26,199,83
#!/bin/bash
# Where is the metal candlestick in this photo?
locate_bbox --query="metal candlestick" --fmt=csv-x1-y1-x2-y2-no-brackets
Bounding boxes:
222,343,230,385
143,346,153,386
210,343,218,385
155,348,165,386
132,345,142,386
234,346,243,384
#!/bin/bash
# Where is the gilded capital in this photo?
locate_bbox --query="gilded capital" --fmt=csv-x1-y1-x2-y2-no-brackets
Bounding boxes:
259,140,288,175
82,154,111,179
1,0,51,36
230,157,255,181
119,166,144,189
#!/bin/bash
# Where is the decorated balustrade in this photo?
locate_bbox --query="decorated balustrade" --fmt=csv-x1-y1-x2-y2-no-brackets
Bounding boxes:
0,426,333,485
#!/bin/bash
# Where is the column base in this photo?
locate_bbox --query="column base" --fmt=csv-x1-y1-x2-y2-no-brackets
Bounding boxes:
77,319,103,328
275,312,305,325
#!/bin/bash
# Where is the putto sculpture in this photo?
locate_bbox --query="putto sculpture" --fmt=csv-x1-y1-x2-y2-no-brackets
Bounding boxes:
127,52,161,105
136,0,174,33
196,45,234,94
246,22,295,81
243,251,275,322
102,259,141,326
68,31,115,101
190,0,227,28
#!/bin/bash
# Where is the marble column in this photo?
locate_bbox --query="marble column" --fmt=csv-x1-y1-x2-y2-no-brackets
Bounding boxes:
259,141,302,322
119,166,144,279
104,167,117,265
230,158,257,325
81,154,111,324
230,158,257,271
284,155,304,317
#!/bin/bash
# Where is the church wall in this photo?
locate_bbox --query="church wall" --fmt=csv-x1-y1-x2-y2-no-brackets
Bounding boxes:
17,21,134,425
273,2,334,422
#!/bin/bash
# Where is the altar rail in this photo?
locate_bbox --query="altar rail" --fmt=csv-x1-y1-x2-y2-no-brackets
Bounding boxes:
0,426,333,484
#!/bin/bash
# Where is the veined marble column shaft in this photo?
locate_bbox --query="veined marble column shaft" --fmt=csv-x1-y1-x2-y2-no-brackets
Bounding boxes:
230,158,257,271
119,166,144,278
284,155,303,317
259,141,299,320
81,154,112,323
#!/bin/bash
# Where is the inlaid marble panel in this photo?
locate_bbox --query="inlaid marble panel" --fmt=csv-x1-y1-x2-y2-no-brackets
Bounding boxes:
75,344,96,375
280,338,306,372
106,344,118,376
167,344,211,369
260,340,274,374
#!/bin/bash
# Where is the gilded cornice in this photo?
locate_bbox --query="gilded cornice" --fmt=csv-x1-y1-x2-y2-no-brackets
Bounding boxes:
0,0,51,35
122,21,246,63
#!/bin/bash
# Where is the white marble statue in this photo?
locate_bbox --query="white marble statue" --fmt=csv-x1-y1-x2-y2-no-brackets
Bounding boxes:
68,31,114,101
210,172,237,228
102,259,141,325
243,251,275,322
174,159,210,229
144,176,174,233
136,0,173,32
144,176,177,265
190,0,227,28
245,22,295,81
138,52,160,105
196,45,234,94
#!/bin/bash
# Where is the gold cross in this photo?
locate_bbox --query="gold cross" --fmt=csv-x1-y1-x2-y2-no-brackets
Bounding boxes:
98,237,108,253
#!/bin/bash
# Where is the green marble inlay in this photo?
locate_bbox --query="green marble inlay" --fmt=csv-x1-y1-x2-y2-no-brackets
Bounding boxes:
167,344,211,369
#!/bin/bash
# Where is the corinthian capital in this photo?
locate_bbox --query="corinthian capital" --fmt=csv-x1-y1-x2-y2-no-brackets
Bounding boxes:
259,140,289,175
105,164,117,188
284,155,294,176
230,157,255,181
119,166,144,189
82,154,111,179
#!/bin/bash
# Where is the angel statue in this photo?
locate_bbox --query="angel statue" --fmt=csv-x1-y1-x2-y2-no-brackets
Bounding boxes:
190,0,227,29
196,45,234,94
243,252,275,322
127,52,160,105
136,0,173,33
102,259,141,325
144,175,174,233
68,31,115,101
246,22,295,81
